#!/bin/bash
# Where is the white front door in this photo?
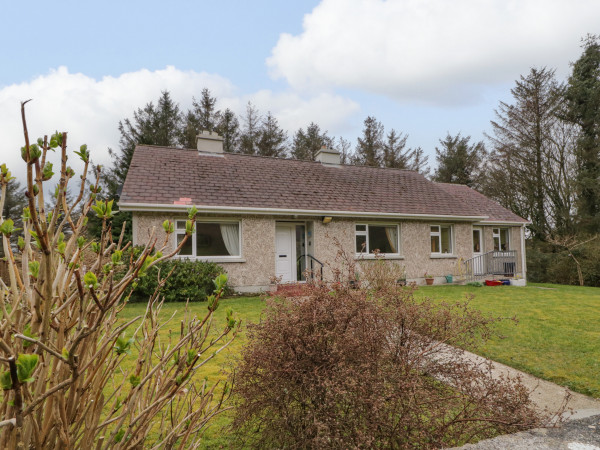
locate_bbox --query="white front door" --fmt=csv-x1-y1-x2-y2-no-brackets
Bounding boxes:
275,224,296,283
472,227,484,275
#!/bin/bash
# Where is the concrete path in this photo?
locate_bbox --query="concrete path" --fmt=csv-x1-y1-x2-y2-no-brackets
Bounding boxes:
452,349,600,448
458,414,600,449
455,348,600,417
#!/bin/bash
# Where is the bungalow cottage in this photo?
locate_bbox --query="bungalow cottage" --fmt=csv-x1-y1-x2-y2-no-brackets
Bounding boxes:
119,132,528,293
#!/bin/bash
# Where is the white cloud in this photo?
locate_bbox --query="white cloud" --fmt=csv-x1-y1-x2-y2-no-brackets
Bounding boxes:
235,90,360,134
0,66,358,185
267,0,600,104
0,66,235,183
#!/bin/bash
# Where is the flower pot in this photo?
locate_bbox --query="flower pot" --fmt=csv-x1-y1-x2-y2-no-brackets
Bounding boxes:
425,277,434,286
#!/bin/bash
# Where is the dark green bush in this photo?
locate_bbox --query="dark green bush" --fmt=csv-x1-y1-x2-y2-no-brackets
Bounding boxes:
526,239,600,287
131,259,231,302
526,240,558,283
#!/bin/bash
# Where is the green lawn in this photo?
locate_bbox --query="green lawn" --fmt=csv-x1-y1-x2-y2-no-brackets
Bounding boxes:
413,283,600,397
119,282,600,447
118,296,265,448
119,295,265,386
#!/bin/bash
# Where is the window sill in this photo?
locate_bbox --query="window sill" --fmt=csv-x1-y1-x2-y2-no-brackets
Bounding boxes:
430,254,457,259
176,256,246,263
355,254,404,261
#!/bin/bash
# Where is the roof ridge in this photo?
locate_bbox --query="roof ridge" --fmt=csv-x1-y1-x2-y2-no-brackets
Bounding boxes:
137,144,197,151
135,144,420,172
435,181,468,187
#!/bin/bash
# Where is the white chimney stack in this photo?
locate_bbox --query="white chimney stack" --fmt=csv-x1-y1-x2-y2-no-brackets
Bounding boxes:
315,146,341,165
196,130,224,154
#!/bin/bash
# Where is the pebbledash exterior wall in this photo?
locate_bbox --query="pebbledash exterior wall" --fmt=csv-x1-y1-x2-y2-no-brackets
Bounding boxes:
132,212,524,293
311,219,473,282
133,212,276,292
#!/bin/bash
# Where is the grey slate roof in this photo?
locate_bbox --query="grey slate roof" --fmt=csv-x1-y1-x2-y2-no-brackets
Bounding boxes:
436,182,528,223
120,145,526,223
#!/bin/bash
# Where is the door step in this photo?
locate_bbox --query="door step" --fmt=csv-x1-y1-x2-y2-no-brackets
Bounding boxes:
274,283,311,298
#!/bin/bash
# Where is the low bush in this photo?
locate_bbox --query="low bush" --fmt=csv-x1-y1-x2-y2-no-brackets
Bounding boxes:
232,282,552,449
527,239,600,287
131,258,231,302
358,250,406,291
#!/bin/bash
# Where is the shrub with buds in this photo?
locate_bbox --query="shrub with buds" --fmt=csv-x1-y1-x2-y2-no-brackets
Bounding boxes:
0,101,240,448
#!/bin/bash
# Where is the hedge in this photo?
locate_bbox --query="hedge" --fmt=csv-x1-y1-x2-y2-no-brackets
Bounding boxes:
130,259,231,302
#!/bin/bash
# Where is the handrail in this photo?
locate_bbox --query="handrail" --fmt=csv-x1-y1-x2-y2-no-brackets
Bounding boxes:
305,254,324,267
463,250,517,282
297,254,324,281
463,250,517,264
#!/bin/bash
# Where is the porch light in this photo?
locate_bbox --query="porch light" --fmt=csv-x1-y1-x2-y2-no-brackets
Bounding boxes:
322,216,333,224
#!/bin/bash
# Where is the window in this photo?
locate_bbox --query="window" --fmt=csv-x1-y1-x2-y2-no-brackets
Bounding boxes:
175,220,241,258
430,225,453,255
492,228,510,251
355,224,399,254
472,228,482,253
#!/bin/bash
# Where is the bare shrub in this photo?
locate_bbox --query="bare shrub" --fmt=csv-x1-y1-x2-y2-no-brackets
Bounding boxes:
358,249,406,290
0,103,240,448
232,281,551,449
326,235,359,287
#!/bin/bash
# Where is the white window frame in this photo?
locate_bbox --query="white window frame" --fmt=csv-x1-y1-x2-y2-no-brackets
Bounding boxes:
492,227,510,252
430,224,454,257
174,218,243,262
355,223,401,257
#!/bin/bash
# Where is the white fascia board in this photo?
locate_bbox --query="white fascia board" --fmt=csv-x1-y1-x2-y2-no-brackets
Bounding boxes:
474,220,531,226
119,202,488,222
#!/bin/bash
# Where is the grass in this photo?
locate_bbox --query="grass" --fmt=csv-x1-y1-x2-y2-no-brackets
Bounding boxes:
118,295,265,448
413,283,600,397
119,282,600,447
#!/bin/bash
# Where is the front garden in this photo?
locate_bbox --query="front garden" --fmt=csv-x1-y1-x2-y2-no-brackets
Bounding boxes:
118,282,600,447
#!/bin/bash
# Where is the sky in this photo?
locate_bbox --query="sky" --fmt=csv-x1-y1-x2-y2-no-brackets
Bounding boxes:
1,0,599,183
